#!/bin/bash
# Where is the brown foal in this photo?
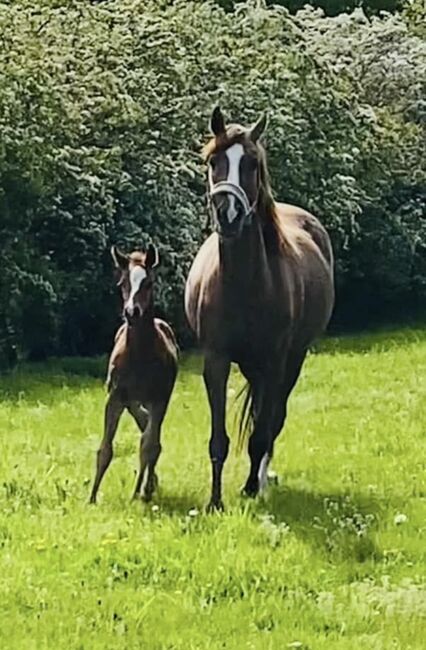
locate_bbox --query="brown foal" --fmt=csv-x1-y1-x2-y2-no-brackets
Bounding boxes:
90,244,178,504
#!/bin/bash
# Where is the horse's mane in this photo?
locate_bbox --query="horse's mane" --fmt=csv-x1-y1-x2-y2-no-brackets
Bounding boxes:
202,124,298,256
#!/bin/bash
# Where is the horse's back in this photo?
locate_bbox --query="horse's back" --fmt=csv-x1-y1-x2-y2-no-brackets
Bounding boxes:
274,202,334,339
275,203,333,268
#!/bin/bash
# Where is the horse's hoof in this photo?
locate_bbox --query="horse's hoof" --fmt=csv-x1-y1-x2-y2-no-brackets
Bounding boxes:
206,499,225,513
267,470,279,486
141,490,153,503
89,496,97,505
241,483,259,499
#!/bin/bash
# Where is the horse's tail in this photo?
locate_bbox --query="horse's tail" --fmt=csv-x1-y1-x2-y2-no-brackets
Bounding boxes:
236,381,256,452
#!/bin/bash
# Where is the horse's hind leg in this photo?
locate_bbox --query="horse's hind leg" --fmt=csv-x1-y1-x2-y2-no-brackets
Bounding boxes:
260,351,307,490
242,382,274,498
90,393,124,504
132,401,167,502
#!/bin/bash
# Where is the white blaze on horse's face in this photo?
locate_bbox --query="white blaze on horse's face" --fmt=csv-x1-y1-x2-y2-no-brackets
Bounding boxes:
125,265,147,317
225,143,244,223
209,143,245,225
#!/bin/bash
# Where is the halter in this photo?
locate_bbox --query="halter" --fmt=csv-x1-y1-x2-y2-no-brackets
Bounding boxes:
209,181,257,228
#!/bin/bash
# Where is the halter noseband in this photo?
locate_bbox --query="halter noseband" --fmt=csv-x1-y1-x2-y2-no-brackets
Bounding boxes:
209,181,256,224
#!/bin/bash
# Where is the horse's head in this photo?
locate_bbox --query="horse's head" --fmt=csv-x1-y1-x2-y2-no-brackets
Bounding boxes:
204,106,268,239
111,244,159,325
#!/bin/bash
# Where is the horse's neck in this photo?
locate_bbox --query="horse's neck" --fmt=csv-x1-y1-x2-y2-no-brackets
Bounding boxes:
219,215,271,298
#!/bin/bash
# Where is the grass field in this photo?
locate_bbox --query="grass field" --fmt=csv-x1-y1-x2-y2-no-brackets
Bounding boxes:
0,326,425,649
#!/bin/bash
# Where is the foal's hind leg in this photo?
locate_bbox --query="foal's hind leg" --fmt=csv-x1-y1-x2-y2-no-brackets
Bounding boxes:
90,393,124,504
127,401,150,500
132,401,167,502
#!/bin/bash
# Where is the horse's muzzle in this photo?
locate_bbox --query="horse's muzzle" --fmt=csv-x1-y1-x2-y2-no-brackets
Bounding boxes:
214,201,245,239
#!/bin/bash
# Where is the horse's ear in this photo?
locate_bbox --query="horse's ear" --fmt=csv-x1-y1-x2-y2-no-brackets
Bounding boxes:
210,106,226,136
145,244,159,270
111,245,128,270
250,113,268,143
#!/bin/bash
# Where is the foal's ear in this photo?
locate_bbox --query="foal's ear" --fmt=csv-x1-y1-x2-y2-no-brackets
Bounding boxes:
210,106,226,136
250,113,268,143
111,245,128,270
145,244,159,270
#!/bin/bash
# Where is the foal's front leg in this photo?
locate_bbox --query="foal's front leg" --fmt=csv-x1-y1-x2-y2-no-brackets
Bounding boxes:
89,393,124,504
203,353,231,511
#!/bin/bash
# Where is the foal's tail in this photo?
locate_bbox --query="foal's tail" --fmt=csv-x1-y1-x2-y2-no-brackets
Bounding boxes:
236,382,256,452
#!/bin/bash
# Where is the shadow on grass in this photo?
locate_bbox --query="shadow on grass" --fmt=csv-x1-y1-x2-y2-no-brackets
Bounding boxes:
257,484,386,562
312,323,426,357
0,367,103,404
154,490,204,517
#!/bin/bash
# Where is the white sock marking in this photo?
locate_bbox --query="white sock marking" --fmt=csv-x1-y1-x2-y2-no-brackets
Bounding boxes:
258,453,269,493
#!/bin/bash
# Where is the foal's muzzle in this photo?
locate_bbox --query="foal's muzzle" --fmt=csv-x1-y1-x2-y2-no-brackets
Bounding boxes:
124,304,142,325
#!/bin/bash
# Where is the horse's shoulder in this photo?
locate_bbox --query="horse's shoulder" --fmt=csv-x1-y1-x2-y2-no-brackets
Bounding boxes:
186,233,220,294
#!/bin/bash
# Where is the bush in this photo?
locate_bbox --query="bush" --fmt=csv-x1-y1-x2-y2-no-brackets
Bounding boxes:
0,0,424,364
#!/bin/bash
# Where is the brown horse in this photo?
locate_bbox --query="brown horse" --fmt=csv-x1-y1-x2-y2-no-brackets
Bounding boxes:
90,244,178,504
185,107,334,511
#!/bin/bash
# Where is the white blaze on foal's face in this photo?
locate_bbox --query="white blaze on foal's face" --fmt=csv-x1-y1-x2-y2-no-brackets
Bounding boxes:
125,265,147,317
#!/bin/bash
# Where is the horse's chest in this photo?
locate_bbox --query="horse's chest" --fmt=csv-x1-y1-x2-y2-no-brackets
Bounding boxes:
223,305,276,361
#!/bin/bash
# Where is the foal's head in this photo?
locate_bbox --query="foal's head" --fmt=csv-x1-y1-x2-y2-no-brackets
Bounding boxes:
203,106,269,239
111,245,159,325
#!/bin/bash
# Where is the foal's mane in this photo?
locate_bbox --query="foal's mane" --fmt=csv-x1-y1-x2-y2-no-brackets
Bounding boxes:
203,124,297,255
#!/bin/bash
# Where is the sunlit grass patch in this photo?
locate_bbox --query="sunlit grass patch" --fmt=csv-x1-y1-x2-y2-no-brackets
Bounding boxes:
0,326,425,649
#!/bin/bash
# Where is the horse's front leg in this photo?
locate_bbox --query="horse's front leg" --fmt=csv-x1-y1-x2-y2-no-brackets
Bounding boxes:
203,352,231,512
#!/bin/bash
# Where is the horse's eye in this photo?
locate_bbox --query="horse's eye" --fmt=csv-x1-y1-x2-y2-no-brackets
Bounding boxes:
246,156,257,171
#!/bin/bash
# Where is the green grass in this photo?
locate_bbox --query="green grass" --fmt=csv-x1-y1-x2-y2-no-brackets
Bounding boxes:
0,326,425,649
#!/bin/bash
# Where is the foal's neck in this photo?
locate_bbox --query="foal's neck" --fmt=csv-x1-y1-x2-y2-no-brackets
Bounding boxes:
127,304,156,351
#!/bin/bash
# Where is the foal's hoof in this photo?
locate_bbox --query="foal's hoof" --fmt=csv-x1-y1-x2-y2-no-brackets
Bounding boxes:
206,499,225,513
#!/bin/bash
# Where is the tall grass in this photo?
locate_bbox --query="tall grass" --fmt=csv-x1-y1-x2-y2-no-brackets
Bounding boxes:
0,327,425,649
